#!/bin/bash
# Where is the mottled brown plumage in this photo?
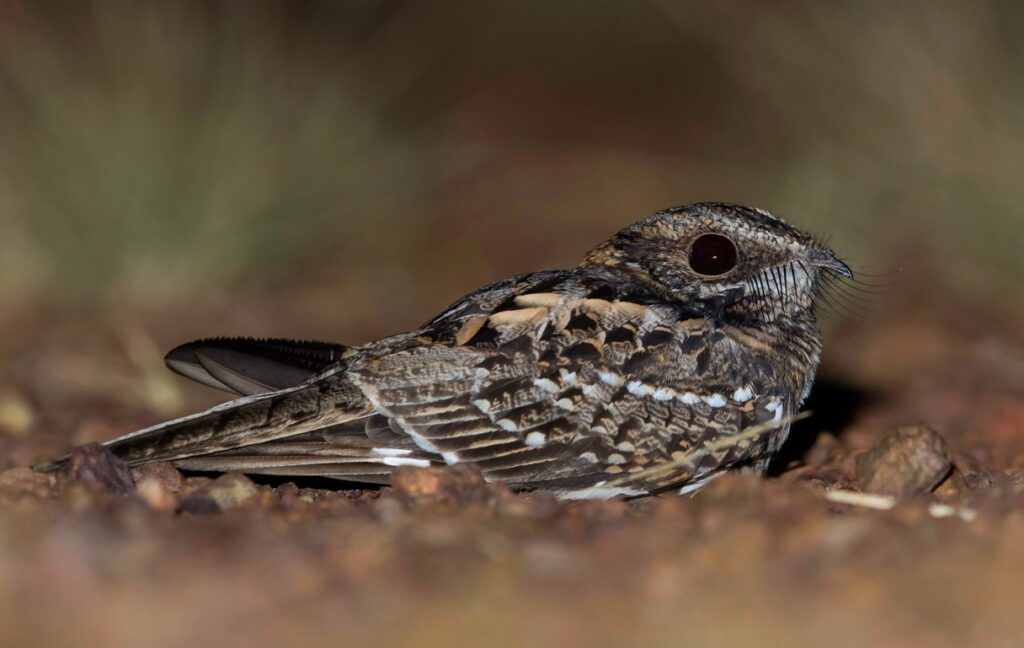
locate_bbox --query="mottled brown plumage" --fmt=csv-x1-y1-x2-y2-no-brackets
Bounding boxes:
39,203,851,498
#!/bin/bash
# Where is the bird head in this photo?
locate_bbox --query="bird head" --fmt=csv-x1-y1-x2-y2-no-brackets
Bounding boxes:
582,202,851,324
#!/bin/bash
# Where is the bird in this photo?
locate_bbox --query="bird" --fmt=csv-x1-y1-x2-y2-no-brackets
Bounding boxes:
39,202,852,498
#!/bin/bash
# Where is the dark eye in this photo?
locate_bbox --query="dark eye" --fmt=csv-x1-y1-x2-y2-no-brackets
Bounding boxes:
689,234,738,276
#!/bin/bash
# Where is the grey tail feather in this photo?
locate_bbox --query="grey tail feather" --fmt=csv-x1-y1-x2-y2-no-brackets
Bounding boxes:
35,375,372,472
164,337,350,396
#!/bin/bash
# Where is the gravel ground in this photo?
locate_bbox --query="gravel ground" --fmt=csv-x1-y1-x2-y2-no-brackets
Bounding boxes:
2,286,1023,648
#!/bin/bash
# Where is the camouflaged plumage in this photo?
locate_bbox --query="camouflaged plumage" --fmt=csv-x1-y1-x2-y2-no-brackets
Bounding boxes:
39,202,851,498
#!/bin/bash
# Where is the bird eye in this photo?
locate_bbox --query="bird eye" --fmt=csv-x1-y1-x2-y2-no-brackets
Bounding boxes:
688,234,738,276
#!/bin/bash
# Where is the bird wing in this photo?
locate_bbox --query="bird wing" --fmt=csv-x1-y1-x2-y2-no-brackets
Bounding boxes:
338,272,792,493
40,272,789,494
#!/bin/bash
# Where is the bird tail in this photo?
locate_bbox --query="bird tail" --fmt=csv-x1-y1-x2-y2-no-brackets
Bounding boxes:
35,376,372,472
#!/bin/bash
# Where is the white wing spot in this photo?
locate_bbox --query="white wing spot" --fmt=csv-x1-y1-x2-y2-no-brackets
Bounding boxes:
704,393,727,408
555,398,575,411
679,392,701,405
616,441,636,452
607,453,627,465
382,457,432,468
559,369,578,386
627,380,655,396
766,399,784,424
524,431,546,447
371,448,413,457
441,451,460,464
471,398,492,414
652,387,676,401
497,418,518,432
581,383,600,399
558,485,647,500
732,386,753,403
579,451,599,464
599,371,624,387
533,377,560,394
396,420,440,453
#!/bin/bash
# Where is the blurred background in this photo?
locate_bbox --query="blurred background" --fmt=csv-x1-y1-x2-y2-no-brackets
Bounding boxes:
3,3,1024,646
1,0,1023,452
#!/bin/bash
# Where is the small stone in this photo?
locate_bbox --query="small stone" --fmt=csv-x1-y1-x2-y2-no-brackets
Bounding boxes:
275,482,300,501
66,443,135,494
274,482,311,512
0,392,33,439
0,467,54,499
390,465,496,508
951,452,1013,497
179,473,259,514
179,476,213,497
130,462,183,493
135,476,177,511
856,425,951,496
496,490,563,521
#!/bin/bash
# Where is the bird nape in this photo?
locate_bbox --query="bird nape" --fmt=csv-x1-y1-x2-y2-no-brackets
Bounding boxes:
37,202,851,499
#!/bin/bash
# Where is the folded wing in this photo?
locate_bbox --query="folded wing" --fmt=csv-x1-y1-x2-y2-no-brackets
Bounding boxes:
164,337,350,395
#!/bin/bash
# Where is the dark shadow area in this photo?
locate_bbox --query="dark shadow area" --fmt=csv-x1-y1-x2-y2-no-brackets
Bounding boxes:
766,377,877,476
182,470,385,494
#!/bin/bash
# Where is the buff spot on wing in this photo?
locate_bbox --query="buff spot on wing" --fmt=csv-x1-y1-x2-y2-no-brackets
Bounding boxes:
489,307,548,327
455,316,488,345
514,293,564,308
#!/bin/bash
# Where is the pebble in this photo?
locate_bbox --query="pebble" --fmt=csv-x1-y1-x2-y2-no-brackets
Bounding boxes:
178,473,260,514
130,462,183,494
0,467,54,499
856,425,951,496
67,443,135,494
390,464,496,508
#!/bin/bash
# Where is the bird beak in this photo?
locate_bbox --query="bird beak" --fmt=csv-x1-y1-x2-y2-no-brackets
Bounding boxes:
809,248,853,278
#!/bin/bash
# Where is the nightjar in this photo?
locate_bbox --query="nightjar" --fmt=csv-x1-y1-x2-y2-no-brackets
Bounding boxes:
40,202,851,498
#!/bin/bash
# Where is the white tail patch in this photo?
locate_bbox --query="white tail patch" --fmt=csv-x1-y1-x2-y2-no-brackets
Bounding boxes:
382,457,432,468
371,448,413,457
558,482,647,500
